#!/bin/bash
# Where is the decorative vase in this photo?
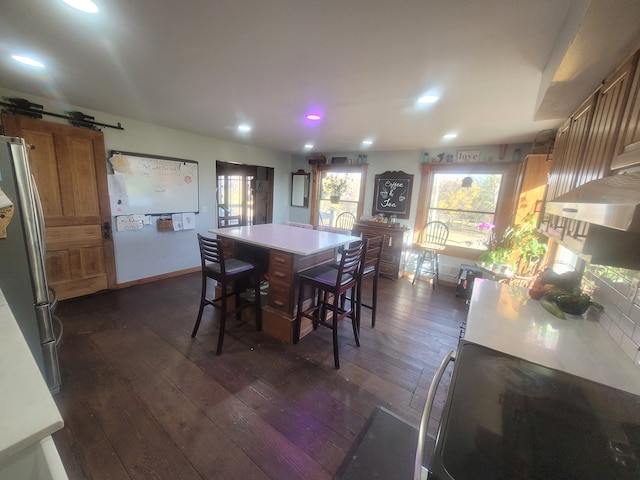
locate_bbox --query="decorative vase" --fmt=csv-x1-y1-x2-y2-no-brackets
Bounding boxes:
330,195,340,204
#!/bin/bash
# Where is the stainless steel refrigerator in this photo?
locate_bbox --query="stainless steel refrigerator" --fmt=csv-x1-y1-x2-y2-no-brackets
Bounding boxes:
0,135,61,393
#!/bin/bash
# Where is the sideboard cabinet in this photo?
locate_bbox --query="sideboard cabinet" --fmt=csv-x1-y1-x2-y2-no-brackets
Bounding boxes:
352,222,409,279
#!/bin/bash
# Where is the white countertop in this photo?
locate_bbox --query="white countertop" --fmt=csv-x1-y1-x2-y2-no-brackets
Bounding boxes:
466,279,640,396
209,223,360,255
0,289,64,463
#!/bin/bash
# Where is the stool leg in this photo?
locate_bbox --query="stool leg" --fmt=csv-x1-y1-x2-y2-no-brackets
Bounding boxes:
331,292,340,369
355,281,362,333
370,275,378,328
192,273,208,337
293,280,306,343
350,286,360,347
433,253,439,290
216,280,227,355
413,251,425,285
314,289,325,330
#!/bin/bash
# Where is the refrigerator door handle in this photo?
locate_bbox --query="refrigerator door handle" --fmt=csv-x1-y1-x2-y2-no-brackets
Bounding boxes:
30,174,47,257
9,140,50,304
35,303,55,343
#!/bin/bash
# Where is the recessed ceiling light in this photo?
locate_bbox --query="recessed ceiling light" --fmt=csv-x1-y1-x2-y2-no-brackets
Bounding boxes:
305,114,321,121
418,95,439,104
443,133,457,139
237,124,251,132
11,55,45,68
304,144,314,149
362,139,373,146
62,0,99,13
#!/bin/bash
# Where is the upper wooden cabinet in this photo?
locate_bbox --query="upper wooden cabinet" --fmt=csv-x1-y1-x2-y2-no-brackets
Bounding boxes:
546,49,639,203
545,95,596,201
578,53,638,181
612,51,640,170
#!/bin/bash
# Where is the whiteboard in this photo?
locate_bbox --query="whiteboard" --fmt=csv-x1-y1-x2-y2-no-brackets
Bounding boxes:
108,151,199,215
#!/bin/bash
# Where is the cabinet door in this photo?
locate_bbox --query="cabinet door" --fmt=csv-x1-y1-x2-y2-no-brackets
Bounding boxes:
577,56,636,185
514,154,551,225
546,118,570,202
612,51,640,170
546,95,595,201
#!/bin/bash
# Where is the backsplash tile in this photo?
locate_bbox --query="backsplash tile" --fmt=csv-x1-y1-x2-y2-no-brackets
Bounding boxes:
621,334,640,362
585,265,640,365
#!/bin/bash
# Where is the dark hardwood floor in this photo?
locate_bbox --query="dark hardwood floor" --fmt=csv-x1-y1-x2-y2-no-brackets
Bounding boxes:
51,272,468,479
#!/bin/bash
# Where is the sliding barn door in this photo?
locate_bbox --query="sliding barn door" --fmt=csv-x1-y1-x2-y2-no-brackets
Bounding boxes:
2,114,116,300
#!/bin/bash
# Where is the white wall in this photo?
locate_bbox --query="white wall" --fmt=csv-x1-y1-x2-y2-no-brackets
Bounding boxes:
291,144,531,284
0,87,292,284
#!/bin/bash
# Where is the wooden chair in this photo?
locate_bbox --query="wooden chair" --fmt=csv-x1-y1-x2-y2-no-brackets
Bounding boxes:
191,234,262,355
413,221,449,289
358,236,384,328
293,241,364,369
335,212,356,231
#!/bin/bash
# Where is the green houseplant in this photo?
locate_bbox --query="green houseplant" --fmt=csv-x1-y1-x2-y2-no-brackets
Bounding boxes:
323,175,350,204
478,212,548,275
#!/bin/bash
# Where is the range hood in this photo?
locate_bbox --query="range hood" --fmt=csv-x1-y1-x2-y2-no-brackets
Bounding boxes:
545,172,640,232
543,172,640,270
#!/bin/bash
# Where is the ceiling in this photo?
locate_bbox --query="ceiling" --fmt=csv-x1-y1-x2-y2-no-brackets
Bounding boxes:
2,0,640,154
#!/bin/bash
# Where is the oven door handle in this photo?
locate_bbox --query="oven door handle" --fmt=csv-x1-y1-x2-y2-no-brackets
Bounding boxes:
414,349,456,480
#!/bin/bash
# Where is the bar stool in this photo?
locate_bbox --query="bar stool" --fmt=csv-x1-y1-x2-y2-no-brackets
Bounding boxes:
357,235,384,328
293,241,364,369
191,234,262,355
413,221,449,289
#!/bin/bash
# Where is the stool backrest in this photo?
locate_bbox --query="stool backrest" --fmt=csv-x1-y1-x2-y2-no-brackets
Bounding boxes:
198,234,225,273
363,235,384,273
335,212,356,231
337,240,364,285
418,221,449,248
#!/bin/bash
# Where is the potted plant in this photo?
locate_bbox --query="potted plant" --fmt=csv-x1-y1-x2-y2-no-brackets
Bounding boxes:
323,174,350,204
476,213,547,275
502,212,548,275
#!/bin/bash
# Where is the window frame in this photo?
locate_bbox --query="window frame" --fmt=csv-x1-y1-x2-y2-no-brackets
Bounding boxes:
414,162,520,260
310,164,368,228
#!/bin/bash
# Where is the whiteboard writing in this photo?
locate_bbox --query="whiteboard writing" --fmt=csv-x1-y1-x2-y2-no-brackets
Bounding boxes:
108,151,199,215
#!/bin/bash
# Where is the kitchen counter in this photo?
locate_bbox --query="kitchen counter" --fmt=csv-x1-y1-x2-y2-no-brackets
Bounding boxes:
466,278,640,396
0,288,66,477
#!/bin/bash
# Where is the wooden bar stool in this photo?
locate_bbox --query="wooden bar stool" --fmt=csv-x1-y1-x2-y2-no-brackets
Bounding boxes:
412,221,449,289
191,234,262,355
293,241,364,369
357,235,384,328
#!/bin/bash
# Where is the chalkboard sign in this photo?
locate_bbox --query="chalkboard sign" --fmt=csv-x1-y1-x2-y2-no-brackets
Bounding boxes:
372,171,413,218
108,151,199,215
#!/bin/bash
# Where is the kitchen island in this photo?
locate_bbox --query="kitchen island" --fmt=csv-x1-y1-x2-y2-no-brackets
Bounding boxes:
208,223,359,342
0,288,67,479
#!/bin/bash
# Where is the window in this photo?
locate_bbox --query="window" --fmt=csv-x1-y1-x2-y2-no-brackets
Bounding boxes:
415,162,519,258
428,173,503,250
310,164,368,228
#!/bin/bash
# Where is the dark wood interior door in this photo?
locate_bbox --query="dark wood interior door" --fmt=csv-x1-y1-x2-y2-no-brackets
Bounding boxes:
2,114,116,300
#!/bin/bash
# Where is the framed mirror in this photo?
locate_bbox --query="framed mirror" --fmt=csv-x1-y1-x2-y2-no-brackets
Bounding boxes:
291,169,310,207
